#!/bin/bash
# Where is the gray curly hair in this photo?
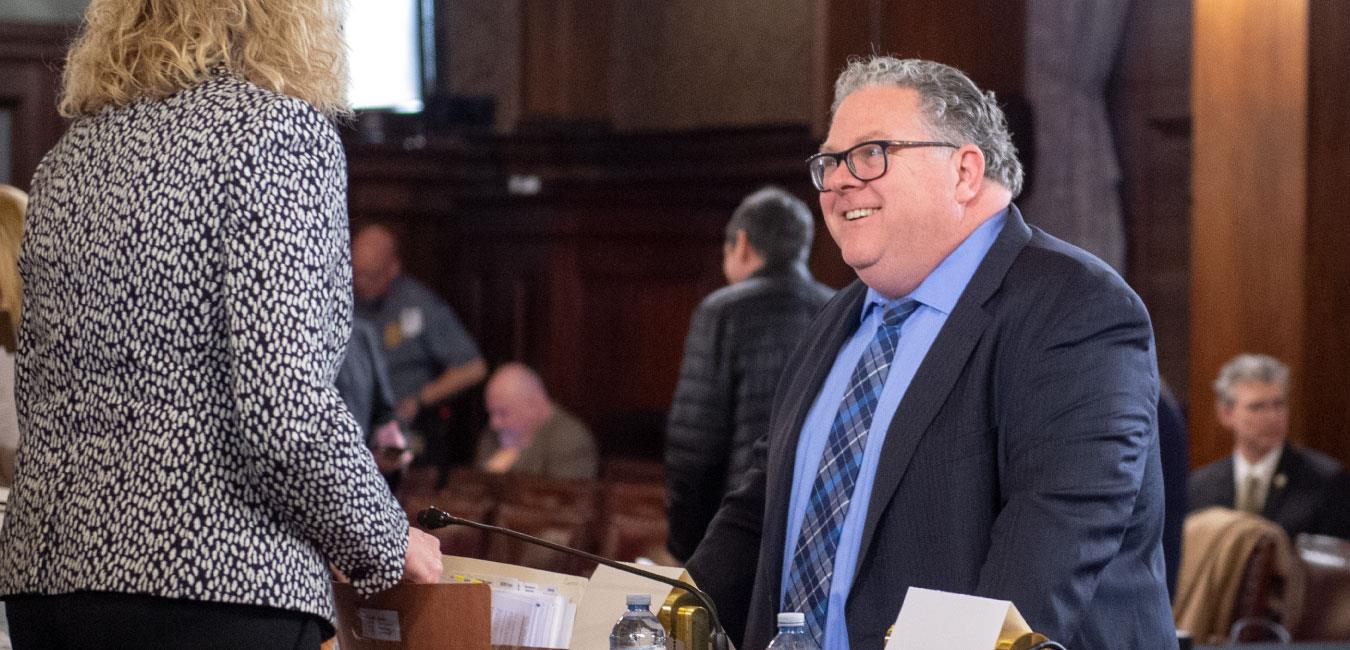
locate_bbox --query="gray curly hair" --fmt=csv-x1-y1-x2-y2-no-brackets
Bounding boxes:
832,56,1024,198
1213,354,1289,406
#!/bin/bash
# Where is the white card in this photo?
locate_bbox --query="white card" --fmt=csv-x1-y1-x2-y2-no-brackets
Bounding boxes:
885,587,1029,650
357,607,402,642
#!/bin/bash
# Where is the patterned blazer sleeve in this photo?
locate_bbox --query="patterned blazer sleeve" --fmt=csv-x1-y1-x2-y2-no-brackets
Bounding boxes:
222,99,408,596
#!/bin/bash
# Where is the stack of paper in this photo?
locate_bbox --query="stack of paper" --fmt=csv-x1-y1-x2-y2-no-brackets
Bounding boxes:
442,556,588,649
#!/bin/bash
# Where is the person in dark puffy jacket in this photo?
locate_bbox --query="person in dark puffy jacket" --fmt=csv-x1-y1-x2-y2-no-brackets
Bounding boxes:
665,186,834,562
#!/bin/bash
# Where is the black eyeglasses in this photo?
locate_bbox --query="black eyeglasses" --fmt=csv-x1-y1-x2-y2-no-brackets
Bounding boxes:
806,139,959,191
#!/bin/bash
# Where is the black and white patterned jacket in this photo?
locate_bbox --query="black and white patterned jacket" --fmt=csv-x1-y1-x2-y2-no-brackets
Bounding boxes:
0,73,408,623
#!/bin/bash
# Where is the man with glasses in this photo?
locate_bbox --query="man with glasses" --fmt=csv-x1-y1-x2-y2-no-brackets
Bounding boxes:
686,57,1175,650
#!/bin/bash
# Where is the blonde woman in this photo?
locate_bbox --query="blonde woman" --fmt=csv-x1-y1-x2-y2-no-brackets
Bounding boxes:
0,1,441,647
0,184,22,489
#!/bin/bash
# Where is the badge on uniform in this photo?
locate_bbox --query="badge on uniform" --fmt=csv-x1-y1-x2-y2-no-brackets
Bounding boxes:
383,308,424,349
400,307,424,337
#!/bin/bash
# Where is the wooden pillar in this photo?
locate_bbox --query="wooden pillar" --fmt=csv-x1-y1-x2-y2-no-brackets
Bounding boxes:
1190,0,1350,467
519,0,612,124
1302,1,1350,465
0,22,71,190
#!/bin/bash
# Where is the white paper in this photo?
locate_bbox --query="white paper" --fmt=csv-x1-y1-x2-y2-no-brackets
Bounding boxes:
571,563,689,650
441,555,583,649
356,608,401,642
885,588,1011,650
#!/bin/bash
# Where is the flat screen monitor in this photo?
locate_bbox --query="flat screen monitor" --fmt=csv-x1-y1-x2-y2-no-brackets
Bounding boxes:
346,0,428,113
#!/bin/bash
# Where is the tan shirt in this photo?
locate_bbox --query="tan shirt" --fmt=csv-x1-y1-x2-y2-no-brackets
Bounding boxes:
475,407,599,480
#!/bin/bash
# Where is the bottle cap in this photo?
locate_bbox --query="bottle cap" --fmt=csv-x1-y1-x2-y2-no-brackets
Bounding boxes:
778,612,806,626
626,593,652,607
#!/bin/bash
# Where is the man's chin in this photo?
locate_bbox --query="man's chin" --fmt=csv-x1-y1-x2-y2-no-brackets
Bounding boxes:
841,253,879,275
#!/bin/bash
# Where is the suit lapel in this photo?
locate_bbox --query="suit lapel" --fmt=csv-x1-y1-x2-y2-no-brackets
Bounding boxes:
856,205,1034,568
1216,456,1237,508
1262,443,1296,518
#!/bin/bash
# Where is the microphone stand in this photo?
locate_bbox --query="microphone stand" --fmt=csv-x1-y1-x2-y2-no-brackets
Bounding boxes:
418,506,730,650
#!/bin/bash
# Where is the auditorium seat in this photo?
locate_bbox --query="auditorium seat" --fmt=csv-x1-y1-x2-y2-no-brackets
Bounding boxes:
487,502,595,576
600,510,674,565
397,488,495,558
441,467,501,503
499,474,600,523
397,465,442,496
1175,507,1304,644
602,457,666,483
1292,534,1350,641
602,480,666,520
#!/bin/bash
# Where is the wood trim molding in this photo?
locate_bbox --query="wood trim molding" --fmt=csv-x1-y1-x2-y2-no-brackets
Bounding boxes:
0,22,75,62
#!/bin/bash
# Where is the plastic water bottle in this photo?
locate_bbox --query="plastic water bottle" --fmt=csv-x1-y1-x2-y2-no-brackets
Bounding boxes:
609,593,668,649
766,612,820,650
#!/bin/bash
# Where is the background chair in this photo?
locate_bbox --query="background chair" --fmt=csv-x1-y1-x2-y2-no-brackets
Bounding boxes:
1291,534,1350,641
1174,507,1304,644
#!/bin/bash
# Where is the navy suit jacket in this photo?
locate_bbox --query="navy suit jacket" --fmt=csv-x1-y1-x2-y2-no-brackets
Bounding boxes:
686,205,1176,650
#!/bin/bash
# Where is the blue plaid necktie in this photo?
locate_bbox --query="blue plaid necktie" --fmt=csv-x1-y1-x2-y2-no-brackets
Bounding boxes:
783,299,919,645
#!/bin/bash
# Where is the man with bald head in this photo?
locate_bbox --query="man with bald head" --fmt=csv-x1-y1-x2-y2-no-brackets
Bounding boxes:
474,363,598,480
352,223,487,470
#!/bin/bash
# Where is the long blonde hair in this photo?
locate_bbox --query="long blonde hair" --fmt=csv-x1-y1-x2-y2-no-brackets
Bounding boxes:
60,0,350,118
0,185,25,337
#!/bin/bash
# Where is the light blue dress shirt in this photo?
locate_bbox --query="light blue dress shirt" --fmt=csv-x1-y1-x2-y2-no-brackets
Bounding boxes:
780,209,1008,649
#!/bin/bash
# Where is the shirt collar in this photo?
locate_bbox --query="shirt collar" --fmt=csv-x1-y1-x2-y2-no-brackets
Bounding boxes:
1235,445,1284,481
859,207,1009,322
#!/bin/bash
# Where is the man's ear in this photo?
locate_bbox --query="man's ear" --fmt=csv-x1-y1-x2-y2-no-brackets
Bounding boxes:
1216,401,1235,430
732,230,751,259
953,144,987,203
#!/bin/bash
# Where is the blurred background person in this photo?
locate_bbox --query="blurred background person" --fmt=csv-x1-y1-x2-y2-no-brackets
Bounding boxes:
352,222,487,474
475,363,598,480
0,185,23,490
0,2,441,648
337,318,412,492
664,186,833,562
1190,353,1350,539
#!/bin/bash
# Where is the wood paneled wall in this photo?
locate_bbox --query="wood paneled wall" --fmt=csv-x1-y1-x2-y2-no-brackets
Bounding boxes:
0,22,72,191
1190,0,1350,467
441,0,522,133
608,0,814,131
344,127,843,457
0,4,1218,465
812,0,1027,134
1302,0,1350,464
520,0,611,123
441,0,815,132
1112,0,1193,397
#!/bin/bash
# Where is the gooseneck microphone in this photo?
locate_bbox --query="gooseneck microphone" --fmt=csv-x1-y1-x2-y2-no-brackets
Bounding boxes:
417,506,730,650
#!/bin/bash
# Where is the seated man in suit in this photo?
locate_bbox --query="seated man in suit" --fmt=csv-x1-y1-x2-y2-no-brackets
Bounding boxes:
686,56,1176,650
474,363,599,480
1189,353,1349,540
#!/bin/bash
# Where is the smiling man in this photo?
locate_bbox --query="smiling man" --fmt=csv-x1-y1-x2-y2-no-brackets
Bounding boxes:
685,57,1176,650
